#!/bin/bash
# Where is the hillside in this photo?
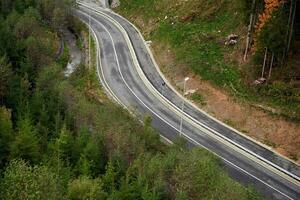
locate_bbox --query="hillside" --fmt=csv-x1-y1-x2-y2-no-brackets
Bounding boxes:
115,0,300,162
0,0,262,199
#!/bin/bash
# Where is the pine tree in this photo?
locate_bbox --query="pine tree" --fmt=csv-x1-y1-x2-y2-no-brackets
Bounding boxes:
10,116,40,164
0,107,13,169
0,56,12,103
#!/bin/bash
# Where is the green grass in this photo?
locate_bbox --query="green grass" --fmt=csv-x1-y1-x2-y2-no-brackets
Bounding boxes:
117,0,300,121
122,0,246,94
76,38,84,50
191,92,206,106
153,11,244,91
58,41,70,66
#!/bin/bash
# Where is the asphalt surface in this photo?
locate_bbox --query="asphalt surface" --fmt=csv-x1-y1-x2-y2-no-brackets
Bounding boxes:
76,4,300,200
100,8,300,178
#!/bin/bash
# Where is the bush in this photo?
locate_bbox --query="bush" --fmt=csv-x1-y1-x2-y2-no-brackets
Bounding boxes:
0,160,62,200
68,176,107,200
257,7,287,57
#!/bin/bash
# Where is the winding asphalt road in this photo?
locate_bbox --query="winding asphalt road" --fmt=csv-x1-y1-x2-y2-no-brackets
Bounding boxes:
76,2,300,199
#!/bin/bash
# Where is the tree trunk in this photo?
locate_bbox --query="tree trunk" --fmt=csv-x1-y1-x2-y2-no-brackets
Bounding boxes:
262,48,268,78
282,0,294,65
268,52,274,79
244,0,257,61
287,0,297,53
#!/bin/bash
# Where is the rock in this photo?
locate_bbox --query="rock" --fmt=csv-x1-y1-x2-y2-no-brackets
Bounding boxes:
227,34,239,41
225,34,239,46
110,0,120,8
253,77,266,86
145,41,152,46
225,39,237,46
185,89,197,95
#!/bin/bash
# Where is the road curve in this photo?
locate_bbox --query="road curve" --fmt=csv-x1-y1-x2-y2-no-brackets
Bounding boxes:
76,3,300,200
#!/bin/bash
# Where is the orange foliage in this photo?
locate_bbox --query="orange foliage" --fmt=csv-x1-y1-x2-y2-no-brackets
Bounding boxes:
253,0,285,51
256,0,285,32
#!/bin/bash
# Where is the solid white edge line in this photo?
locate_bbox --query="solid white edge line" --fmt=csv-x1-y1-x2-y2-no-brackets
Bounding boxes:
98,9,300,183
78,2,300,185
77,8,296,200
77,10,172,144
102,4,300,169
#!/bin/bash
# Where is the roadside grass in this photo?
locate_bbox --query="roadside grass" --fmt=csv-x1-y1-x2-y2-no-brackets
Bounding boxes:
191,92,206,106
58,17,263,199
58,41,70,67
117,0,300,121
224,119,237,129
151,7,246,90
76,37,84,50
119,0,246,94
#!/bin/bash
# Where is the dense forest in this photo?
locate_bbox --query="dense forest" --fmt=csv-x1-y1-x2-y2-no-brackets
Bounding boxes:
0,0,263,199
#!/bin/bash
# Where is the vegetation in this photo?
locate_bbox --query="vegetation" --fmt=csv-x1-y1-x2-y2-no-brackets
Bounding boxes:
0,0,262,199
116,0,300,121
191,92,206,106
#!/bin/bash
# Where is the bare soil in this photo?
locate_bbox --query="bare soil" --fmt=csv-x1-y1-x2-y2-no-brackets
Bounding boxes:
151,42,300,164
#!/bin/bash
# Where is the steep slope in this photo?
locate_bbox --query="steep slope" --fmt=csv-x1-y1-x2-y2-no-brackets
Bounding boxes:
115,0,300,162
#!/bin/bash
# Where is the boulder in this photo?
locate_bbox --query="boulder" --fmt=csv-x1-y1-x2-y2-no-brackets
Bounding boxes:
227,34,239,41
110,0,120,8
225,34,239,46
253,77,266,86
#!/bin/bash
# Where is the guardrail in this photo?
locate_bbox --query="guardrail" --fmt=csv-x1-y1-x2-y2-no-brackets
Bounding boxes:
77,1,300,187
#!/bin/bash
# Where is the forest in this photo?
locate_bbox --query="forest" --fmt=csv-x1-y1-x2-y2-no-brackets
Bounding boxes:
0,0,265,199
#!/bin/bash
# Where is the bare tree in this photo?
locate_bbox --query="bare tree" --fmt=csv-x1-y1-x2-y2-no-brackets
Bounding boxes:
244,0,257,61
287,0,297,53
262,48,268,78
268,52,275,79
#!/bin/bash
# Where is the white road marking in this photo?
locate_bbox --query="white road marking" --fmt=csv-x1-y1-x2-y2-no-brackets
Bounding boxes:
78,3,300,187
77,7,297,200
87,4,300,184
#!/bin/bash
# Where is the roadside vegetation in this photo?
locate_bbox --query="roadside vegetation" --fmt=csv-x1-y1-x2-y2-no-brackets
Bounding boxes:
116,0,300,121
0,0,262,199
116,0,300,161
117,0,300,121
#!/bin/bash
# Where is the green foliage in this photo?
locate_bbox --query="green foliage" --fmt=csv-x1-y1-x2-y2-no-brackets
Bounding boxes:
0,160,62,200
171,149,231,199
0,107,13,168
118,0,300,122
13,7,41,40
58,41,70,66
240,0,264,23
68,176,107,200
121,0,246,95
0,56,12,102
191,92,206,105
0,1,263,199
257,7,287,57
80,134,106,177
102,161,117,193
52,7,66,30
54,125,74,163
255,81,300,120
10,117,41,164
143,114,152,127
153,11,244,92
37,0,75,29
